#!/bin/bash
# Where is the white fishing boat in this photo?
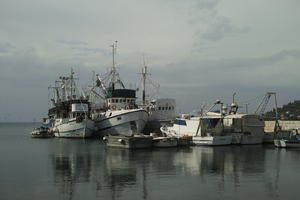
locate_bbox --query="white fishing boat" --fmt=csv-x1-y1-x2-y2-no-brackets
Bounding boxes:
93,108,148,136
54,116,94,138
48,70,94,138
90,41,148,137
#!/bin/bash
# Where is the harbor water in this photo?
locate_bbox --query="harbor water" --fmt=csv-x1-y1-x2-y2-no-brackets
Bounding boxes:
1,123,300,200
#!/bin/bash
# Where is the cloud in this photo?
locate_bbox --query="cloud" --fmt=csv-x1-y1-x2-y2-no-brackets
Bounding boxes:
195,0,221,9
0,42,15,53
0,0,300,120
71,47,108,55
186,0,248,45
56,40,88,46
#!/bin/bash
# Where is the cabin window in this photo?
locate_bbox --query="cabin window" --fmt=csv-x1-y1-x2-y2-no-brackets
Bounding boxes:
158,107,161,110
174,119,187,126
127,99,130,103
112,99,115,103
162,107,165,110
169,107,171,110
116,99,119,103
117,116,122,120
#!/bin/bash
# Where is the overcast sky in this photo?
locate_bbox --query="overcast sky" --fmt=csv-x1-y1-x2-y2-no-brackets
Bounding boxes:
1,0,300,121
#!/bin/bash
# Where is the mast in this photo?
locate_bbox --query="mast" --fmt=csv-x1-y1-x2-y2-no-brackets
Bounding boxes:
110,41,118,90
142,59,147,105
70,68,74,100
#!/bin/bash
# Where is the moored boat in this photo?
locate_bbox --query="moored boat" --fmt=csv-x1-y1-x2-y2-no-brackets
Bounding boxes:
274,139,300,148
93,108,148,137
274,129,300,148
103,134,153,149
161,114,232,146
152,136,178,148
192,135,233,146
31,127,53,138
48,70,94,138
90,42,148,137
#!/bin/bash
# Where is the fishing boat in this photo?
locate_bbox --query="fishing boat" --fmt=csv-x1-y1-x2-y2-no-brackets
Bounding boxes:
93,107,148,137
48,70,94,138
90,41,148,137
137,64,176,134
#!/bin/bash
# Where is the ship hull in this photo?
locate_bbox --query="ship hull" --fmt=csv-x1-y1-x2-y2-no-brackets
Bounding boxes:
54,118,94,138
93,109,149,137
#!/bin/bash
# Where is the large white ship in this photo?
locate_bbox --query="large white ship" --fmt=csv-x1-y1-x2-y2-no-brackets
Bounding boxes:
92,89,149,136
90,41,148,137
48,70,94,138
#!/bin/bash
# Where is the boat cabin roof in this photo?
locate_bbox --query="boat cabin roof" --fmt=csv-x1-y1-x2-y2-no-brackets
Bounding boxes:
106,89,136,98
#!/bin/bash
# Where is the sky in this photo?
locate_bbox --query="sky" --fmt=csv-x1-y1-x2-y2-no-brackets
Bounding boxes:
0,0,300,121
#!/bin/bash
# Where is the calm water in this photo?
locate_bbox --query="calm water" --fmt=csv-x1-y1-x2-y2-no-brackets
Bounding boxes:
0,123,299,200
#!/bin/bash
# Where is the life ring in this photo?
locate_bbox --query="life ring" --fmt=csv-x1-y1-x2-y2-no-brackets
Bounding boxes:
111,105,117,110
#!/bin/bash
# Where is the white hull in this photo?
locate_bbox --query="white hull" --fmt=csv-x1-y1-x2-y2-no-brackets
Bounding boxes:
54,118,94,138
274,139,300,148
193,136,232,146
94,109,148,137
152,137,178,147
232,133,263,145
103,135,153,149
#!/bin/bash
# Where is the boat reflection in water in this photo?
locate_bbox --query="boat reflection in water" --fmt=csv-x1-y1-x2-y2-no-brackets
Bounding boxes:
49,140,298,200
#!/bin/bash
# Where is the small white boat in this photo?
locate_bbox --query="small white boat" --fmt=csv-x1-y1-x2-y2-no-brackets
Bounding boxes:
160,113,232,146
103,134,153,149
193,135,232,146
274,130,300,148
31,127,53,138
152,136,178,148
274,139,300,148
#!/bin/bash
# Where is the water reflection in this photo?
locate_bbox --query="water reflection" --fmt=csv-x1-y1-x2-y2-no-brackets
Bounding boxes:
49,140,299,200
50,139,93,200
